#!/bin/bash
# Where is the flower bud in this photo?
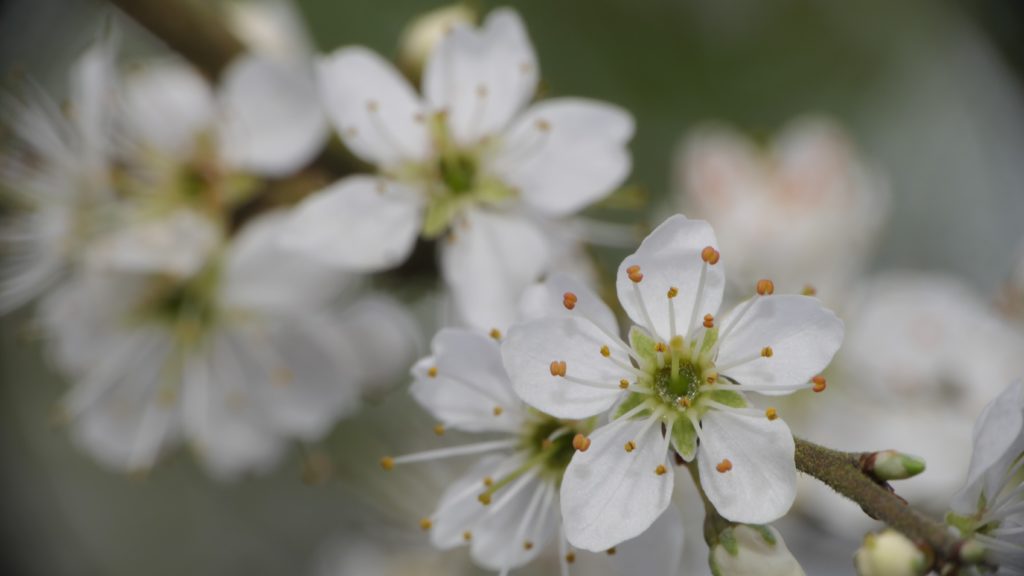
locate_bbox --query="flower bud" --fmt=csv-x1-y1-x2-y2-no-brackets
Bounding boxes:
398,4,477,78
854,530,926,576
710,525,806,576
866,450,926,481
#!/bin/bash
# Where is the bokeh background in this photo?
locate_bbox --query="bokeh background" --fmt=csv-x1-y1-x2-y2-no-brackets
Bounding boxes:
1,0,1023,574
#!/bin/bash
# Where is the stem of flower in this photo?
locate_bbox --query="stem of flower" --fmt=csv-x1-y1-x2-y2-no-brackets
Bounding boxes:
793,437,970,570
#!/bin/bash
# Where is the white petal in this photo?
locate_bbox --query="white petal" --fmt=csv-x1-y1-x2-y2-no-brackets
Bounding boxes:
317,47,429,167
410,328,521,432
122,59,214,156
186,332,286,480
334,295,424,397
279,176,422,272
503,316,631,419
440,209,548,332
217,54,328,176
561,416,674,551
698,410,796,524
223,210,351,310
717,295,843,394
610,506,685,576
85,209,221,277
423,7,538,145
490,98,634,217
518,272,619,337
69,31,118,173
472,477,558,571
952,380,1024,514
431,454,510,549
616,214,724,342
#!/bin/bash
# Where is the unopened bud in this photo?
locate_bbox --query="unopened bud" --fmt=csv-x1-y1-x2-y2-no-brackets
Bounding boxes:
854,530,926,576
865,450,926,481
398,4,477,78
710,525,806,576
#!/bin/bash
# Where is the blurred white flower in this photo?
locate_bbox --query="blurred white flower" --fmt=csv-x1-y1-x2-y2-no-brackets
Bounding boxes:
225,0,317,62
0,32,118,311
675,116,888,306
397,3,477,77
948,380,1024,574
502,215,843,551
711,524,806,576
853,530,926,576
383,326,683,575
798,272,1024,534
42,212,400,479
281,7,634,331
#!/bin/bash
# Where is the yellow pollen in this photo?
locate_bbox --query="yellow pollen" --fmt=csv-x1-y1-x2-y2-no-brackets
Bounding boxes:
419,518,432,531
483,476,494,487
427,366,438,378
619,379,630,390
624,440,637,453
626,264,644,283
549,360,567,377
493,406,504,416
463,531,473,542
600,345,611,357
566,552,576,564
489,328,502,340
572,433,591,452
478,493,492,505
562,291,578,310
765,407,778,421
701,246,721,265
802,284,818,296
523,541,534,550
536,119,551,132
812,375,827,393
607,547,617,556
756,279,775,295
716,459,733,473
379,457,394,471
667,286,679,298
433,424,445,436
655,464,667,476
703,314,715,329
761,346,774,358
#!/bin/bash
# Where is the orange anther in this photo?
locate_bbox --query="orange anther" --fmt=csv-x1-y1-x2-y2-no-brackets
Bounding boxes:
667,287,679,298
703,314,715,328
523,541,534,550
463,531,473,541
566,553,576,564
427,366,438,378
756,279,775,295
627,264,644,283
433,424,445,436
624,441,637,453
802,284,818,296
655,464,667,476
493,406,504,416
489,328,502,340
619,379,630,390
761,346,774,358
379,457,394,470
812,375,827,393
563,291,578,310
701,246,721,265
765,408,778,421
572,433,591,452
716,459,733,473
549,361,567,377
419,518,432,530
600,345,611,357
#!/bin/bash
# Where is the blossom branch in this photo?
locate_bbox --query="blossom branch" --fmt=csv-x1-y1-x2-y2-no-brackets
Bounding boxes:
794,437,973,570
108,0,244,80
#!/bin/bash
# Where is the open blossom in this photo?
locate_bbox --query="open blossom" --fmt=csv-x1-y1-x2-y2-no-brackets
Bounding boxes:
87,49,328,277
280,7,634,331
380,328,682,575
947,380,1024,574
502,214,844,550
0,33,118,311
42,213,391,479
675,117,888,304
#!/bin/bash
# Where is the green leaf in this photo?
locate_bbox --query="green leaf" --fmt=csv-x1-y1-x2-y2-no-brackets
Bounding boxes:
671,415,697,461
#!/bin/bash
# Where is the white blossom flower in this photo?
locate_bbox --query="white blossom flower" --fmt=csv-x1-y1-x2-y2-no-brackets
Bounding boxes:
280,7,634,331
675,116,888,305
87,50,328,277
800,272,1024,535
381,327,683,575
711,524,806,576
42,212,379,479
0,32,118,311
502,214,844,551
947,380,1024,574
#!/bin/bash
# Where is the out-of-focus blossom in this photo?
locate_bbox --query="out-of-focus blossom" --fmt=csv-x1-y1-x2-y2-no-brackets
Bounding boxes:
281,7,634,331
799,272,1024,534
853,530,926,576
710,524,806,576
502,215,843,550
397,3,477,78
675,117,888,306
0,32,118,311
42,213,390,479
224,0,317,62
383,325,684,575
947,380,1024,574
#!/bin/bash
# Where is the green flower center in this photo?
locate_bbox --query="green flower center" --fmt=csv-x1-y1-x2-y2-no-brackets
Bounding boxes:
135,260,222,345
